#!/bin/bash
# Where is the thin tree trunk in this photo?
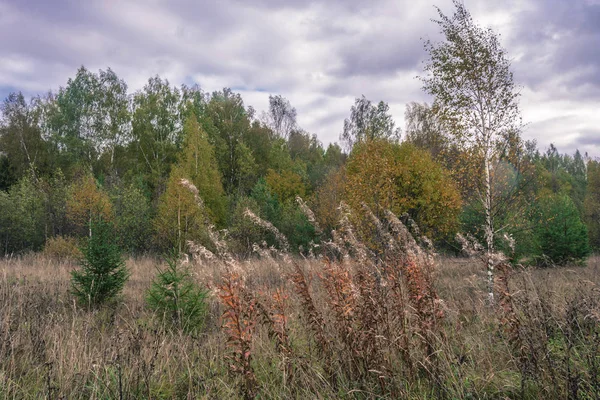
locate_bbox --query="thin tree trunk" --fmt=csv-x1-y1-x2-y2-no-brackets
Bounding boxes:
18,126,37,182
484,151,495,303
177,191,182,254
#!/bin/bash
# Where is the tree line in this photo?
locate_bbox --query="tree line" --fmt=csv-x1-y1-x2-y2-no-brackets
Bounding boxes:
0,1,598,265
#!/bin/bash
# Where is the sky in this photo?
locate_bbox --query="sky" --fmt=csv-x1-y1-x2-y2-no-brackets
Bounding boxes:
0,0,599,157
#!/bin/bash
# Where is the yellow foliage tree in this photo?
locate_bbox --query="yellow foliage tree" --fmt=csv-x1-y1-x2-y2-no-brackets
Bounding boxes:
313,167,346,235
345,140,461,240
154,167,207,253
265,169,306,203
66,174,113,237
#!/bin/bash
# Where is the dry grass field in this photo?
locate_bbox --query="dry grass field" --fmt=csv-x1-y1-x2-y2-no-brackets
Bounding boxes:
0,250,599,399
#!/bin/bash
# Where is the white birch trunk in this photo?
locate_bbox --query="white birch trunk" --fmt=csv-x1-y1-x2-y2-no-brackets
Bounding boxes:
484,142,495,303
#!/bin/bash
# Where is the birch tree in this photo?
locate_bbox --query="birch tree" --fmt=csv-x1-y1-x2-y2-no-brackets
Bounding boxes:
44,67,130,174
341,96,400,152
265,94,297,139
421,0,521,301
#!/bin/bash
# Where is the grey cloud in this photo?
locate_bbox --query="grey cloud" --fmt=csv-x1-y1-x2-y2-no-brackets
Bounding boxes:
509,0,600,98
524,115,576,137
523,115,600,156
0,0,599,156
304,95,336,110
576,130,600,146
3,0,100,26
312,108,350,131
333,34,424,77
226,0,386,12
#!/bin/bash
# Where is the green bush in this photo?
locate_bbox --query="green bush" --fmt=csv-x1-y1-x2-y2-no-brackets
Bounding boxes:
279,201,317,254
146,252,209,334
228,196,270,257
71,219,130,308
532,193,590,265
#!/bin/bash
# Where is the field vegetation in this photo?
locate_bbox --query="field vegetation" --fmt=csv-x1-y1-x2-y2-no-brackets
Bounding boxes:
1,231,598,399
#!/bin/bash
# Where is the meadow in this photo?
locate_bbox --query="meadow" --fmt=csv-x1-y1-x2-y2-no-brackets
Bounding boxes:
1,235,598,399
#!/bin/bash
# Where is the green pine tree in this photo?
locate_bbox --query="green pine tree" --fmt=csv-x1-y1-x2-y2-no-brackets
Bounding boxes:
146,252,209,334
71,219,129,308
533,193,590,266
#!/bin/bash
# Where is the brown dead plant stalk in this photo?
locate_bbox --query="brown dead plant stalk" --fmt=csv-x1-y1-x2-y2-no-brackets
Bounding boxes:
217,271,258,399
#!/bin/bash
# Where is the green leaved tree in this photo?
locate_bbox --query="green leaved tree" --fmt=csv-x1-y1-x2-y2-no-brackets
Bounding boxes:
532,193,590,265
153,167,208,253
345,140,461,242
340,95,400,151
421,0,521,301
0,175,46,254
584,160,600,250
131,76,183,199
113,183,152,254
43,67,130,176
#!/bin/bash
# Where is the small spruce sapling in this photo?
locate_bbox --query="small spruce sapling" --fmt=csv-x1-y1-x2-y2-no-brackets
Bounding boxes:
71,219,129,308
146,251,209,334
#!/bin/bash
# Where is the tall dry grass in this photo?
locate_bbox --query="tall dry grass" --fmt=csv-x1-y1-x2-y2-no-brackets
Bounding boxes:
1,232,599,398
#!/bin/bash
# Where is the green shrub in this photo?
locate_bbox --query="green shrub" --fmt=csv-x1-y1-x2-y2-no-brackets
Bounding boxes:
228,197,269,257
279,200,317,254
71,219,129,308
146,252,209,334
532,193,590,265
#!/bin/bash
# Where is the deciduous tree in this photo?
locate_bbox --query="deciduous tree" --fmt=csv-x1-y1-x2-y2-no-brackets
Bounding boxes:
132,76,182,197
345,140,461,241
421,0,521,300
153,167,207,253
265,169,307,204
340,96,400,151
204,88,253,196
43,67,130,175
404,102,447,159
584,160,600,250
265,94,297,139
0,92,53,185
66,173,113,238
0,175,46,254
113,183,152,253
314,167,346,236
178,115,227,225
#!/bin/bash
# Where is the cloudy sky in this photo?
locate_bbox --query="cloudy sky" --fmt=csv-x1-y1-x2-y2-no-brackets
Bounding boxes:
0,0,599,156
